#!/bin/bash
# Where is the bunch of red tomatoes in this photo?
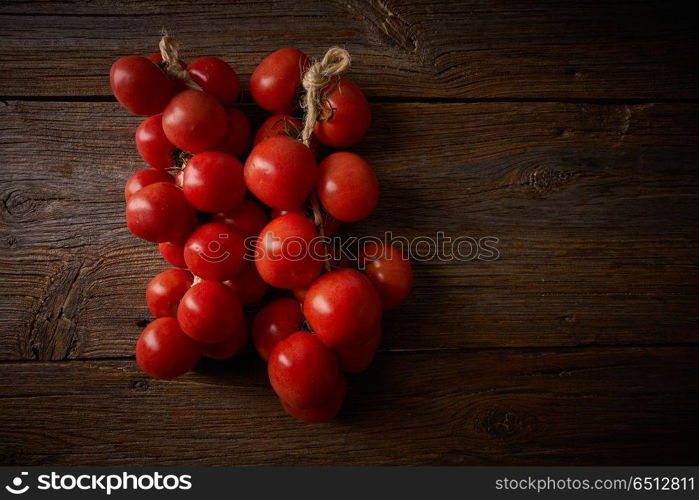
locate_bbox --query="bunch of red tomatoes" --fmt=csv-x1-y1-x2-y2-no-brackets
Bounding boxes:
111,42,412,422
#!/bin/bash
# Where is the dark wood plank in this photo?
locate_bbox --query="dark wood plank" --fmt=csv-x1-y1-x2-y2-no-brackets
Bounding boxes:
1,346,697,465
0,0,697,98
1,101,698,359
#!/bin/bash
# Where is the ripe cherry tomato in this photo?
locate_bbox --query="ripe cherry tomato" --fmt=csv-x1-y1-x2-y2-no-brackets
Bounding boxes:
218,108,252,158
184,222,246,281
280,375,346,423
145,269,193,317
162,89,228,153
136,317,201,379
314,78,371,148
254,114,318,157
317,152,379,222
268,330,340,409
337,324,381,373
135,114,176,169
224,261,268,306
255,213,324,289
270,207,340,238
124,168,173,201
212,197,268,239
187,56,240,106
244,135,317,210
360,242,413,309
250,48,310,114
110,56,178,116
252,298,304,361
304,269,382,349
182,151,246,213
159,240,187,268
177,280,244,344
201,315,250,360
126,182,194,243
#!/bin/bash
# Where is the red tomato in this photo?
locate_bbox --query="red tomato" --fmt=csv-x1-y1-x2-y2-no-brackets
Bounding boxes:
124,168,173,201
110,56,177,116
212,197,268,239
177,280,244,344
280,375,346,423
255,213,324,289
159,240,187,268
317,152,378,222
136,317,201,379
337,324,381,373
304,269,382,349
360,242,413,309
270,207,340,238
162,89,228,153
184,222,246,281
244,135,317,210
145,269,193,318
254,114,318,157
252,298,304,361
126,182,194,243
218,108,252,158
314,78,371,148
200,315,250,360
224,260,268,306
182,151,246,213
135,114,176,169
250,48,310,114
268,331,340,409
187,56,240,106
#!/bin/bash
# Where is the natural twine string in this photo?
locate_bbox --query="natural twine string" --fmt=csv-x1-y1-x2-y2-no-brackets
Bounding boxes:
158,32,202,90
300,46,351,147
300,47,351,272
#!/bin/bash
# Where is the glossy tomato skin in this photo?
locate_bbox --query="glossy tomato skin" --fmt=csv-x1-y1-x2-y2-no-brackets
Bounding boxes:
182,151,246,213
187,56,240,106
255,213,324,289
162,89,228,153
145,269,193,317
177,280,244,344
110,56,177,116
318,152,379,222
136,317,201,379
212,197,268,239
268,330,340,409
135,114,176,169
126,182,194,243
159,240,187,268
337,324,381,373
184,222,246,281
360,242,413,309
218,108,252,158
250,48,310,114
224,260,268,306
244,135,318,210
124,168,173,201
281,375,346,422
304,269,382,349
200,315,249,360
254,114,318,157
252,298,304,361
314,78,371,148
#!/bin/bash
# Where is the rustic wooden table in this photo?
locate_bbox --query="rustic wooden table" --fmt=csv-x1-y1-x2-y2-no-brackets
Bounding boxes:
1,0,698,466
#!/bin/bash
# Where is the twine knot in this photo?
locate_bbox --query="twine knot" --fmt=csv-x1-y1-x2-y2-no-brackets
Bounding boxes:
158,32,201,90
300,47,351,146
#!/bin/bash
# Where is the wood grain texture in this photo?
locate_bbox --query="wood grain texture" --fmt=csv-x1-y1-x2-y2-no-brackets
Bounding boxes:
1,347,697,465
1,101,698,359
0,0,698,98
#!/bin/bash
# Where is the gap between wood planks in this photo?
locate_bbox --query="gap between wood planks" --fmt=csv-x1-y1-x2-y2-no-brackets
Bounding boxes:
1,342,698,365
